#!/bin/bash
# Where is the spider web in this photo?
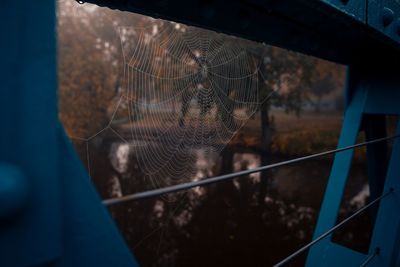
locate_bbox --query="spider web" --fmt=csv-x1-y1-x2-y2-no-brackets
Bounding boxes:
114,23,268,194
69,21,274,200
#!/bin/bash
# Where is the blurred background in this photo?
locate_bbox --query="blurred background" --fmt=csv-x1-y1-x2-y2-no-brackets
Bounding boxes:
57,1,377,266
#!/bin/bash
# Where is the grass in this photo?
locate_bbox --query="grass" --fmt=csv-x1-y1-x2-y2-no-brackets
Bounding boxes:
232,110,347,157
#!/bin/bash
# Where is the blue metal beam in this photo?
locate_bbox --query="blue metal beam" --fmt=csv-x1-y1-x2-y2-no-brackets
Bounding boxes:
83,0,400,64
0,1,61,266
306,65,400,266
0,1,138,266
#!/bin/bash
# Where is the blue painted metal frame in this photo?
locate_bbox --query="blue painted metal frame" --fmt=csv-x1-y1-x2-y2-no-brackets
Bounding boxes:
368,0,400,43
0,1,61,266
85,0,400,64
322,0,366,22
306,67,400,266
1,0,400,266
0,1,138,266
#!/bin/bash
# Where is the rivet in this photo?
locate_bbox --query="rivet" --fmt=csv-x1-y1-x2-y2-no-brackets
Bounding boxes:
0,164,29,219
382,7,395,27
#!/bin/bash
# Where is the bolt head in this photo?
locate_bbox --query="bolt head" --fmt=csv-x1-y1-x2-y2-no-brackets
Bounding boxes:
0,164,29,219
382,7,395,27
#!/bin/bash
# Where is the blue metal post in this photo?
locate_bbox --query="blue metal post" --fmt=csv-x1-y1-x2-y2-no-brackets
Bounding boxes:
306,66,400,266
0,1,138,266
0,1,61,266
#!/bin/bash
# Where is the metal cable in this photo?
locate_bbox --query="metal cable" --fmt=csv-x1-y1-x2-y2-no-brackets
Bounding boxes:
103,134,398,206
273,189,393,267
359,248,380,267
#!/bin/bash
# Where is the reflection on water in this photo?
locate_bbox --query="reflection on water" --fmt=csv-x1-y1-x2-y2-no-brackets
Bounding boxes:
234,153,261,183
72,134,369,267
110,143,130,174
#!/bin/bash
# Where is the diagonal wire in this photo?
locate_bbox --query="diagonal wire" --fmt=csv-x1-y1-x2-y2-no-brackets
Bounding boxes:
103,134,399,206
273,190,393,267
359,248,380,267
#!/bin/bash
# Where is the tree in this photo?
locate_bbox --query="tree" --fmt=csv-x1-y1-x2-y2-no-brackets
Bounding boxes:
309,73,336,112
58,0,155,138
249,45,317,204
59,1,120,138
